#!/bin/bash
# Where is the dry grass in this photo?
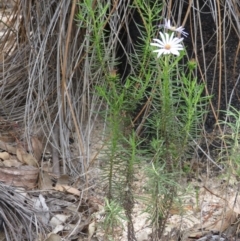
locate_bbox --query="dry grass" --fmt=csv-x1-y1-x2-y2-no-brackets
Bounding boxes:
0,183,47,241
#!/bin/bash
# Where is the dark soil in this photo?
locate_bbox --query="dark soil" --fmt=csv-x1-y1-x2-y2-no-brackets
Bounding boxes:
182,1,240,130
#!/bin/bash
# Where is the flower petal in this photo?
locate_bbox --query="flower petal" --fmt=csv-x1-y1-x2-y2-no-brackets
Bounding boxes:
170,49,180,56
159,32,167,43
161,19,188,37
172,37,184,44
151,31,184,57
165,19,171,29
168,32,175,42
156,49,166,58
150,43,161,48
152,38,164,46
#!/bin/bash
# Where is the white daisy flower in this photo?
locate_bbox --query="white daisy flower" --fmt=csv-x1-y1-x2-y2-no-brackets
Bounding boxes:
150,32,184,57
163,19,188,37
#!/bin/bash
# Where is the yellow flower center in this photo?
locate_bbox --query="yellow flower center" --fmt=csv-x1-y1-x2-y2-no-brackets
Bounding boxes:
165,44,171,50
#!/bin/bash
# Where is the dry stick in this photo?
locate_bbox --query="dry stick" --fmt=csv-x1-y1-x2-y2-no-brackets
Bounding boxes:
64,84,85,163
216,0,222,120
87,135,111,171
60,1,86,179
191,138,223,170
52,124,60,177
203,185,228,202
191,2,215,127
189,6,228,157
189,2,218,125
166,0,173,20
213,2,229,154
134,95,152,136
233,41,240,100
61,0,76,120
182,0,192,27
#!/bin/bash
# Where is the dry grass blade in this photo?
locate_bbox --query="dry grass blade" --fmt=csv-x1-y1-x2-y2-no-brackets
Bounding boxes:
0,183,47,241
0,0,108,178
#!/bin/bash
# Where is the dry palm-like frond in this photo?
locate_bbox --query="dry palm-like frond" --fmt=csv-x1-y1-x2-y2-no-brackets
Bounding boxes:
0,182,47,241
0,0,111,178
0,0,140,180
